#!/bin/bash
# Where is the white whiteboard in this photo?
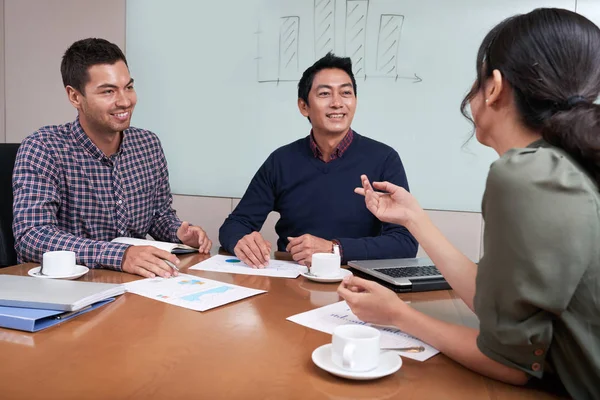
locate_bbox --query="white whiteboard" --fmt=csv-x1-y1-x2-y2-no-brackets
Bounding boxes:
126,0,594,211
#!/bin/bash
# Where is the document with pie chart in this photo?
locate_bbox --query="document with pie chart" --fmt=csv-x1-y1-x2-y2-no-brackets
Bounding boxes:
190,255,306,278
125,274,265,311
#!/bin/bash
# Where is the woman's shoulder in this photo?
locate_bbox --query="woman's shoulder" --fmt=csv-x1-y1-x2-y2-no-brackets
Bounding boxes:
488,144,599,198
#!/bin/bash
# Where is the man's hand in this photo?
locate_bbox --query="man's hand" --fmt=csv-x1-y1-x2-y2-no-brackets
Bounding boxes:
121,246,180,278
233,232,272,268
177,221,212,253
286,234,334,266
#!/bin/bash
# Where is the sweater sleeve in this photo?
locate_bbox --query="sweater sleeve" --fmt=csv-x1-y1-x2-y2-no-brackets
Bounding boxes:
335,149,418,262
219,155,277,254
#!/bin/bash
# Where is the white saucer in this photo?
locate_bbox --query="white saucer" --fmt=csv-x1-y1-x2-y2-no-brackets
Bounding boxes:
28,265,89,280
312,344,402,380
301,269,352,283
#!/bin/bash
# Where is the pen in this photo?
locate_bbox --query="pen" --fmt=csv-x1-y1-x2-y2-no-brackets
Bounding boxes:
163,259,180,272
55,305,92,320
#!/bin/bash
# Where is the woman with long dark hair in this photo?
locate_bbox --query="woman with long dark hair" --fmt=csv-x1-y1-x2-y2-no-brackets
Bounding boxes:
338,8,600,399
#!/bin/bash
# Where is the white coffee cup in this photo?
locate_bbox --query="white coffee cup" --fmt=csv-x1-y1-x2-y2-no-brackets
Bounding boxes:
311,253,341,278
331,325,381,372
41,251,77,276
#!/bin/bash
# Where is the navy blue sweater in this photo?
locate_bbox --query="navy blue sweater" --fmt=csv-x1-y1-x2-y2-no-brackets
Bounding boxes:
219,132,418,262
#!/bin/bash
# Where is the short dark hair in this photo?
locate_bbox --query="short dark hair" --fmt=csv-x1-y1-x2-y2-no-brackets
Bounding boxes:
298,52,357,104
61,38,128,94
461,8,600,185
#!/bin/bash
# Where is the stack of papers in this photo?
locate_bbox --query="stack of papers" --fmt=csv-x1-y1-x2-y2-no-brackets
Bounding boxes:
190,255,306,278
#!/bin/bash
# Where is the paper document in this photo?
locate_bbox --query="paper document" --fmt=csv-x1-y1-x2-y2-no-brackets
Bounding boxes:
125,274,265,312
190,255,306,278
111,237,198,254
287,301,439,361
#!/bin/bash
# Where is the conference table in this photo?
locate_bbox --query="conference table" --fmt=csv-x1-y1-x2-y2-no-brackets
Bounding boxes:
0,251,567,400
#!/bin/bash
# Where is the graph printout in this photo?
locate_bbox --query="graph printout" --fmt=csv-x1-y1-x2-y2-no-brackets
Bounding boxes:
125,274,266,312
190,255,305,278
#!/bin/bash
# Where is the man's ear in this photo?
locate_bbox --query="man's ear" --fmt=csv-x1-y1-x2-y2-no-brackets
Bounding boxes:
66,85,83,109
298,98,309,118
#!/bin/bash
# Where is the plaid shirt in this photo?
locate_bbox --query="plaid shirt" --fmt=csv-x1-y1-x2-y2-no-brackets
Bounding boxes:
309,129,354,162
12,118,182,270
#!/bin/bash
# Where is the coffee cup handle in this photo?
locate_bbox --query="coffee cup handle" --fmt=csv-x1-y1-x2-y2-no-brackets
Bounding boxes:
343,343,355,369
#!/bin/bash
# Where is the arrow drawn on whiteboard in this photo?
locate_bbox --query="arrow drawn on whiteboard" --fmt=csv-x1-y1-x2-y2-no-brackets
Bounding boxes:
257,78,300,85
397,73,422,83
360,73,422,83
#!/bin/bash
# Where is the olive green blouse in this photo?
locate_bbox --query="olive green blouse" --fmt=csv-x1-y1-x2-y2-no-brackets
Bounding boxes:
474,140,600,400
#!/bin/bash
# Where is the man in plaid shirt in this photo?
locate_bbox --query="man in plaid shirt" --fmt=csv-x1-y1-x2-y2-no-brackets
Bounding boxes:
12,38,211,278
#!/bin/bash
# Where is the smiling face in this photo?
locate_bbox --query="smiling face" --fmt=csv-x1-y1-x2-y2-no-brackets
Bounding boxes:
67,60,137,137
298,68,357,137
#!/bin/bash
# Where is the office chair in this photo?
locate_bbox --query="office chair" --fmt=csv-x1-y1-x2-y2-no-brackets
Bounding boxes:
0,144,20,267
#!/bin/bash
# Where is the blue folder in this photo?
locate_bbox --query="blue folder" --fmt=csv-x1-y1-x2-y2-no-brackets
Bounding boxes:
0,298,115,332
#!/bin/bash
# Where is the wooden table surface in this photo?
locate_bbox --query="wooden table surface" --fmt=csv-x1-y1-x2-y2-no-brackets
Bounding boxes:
0,253,566,400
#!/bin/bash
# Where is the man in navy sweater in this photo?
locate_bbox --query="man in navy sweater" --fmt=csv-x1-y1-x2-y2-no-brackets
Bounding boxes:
219,53,417,267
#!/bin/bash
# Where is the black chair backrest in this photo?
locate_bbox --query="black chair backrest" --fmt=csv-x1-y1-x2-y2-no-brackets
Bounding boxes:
0,144,21,267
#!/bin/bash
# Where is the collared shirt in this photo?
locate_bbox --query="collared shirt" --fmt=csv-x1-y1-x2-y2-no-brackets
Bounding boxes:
12,118,182,270
308,129,354,256
475,140,600,399
309,129,354,163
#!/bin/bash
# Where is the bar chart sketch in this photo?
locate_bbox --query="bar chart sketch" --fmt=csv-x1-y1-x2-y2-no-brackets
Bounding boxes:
279,16,300,80
376,14,404,75
314,0,335,60
345,0,368,78
256,0,421,84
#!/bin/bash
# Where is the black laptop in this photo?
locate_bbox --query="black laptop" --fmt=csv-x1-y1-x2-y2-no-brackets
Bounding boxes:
347,257,450,293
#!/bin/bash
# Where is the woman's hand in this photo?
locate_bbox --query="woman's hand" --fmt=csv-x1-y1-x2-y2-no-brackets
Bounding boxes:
354,175,424,228
337,276,407,327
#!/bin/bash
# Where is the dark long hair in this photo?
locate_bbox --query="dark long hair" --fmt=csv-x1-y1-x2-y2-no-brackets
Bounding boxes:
461,8,600,185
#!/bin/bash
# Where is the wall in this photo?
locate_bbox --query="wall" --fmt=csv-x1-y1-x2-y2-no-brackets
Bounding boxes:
3,0,126,143
0,0,484,261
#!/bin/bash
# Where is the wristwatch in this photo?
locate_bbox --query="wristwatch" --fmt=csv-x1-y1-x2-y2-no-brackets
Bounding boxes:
332,243,340,256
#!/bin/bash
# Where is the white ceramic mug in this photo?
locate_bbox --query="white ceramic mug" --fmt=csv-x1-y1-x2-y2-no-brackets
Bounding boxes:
311,253,341,277
41,251,77,276
331,325,380,372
